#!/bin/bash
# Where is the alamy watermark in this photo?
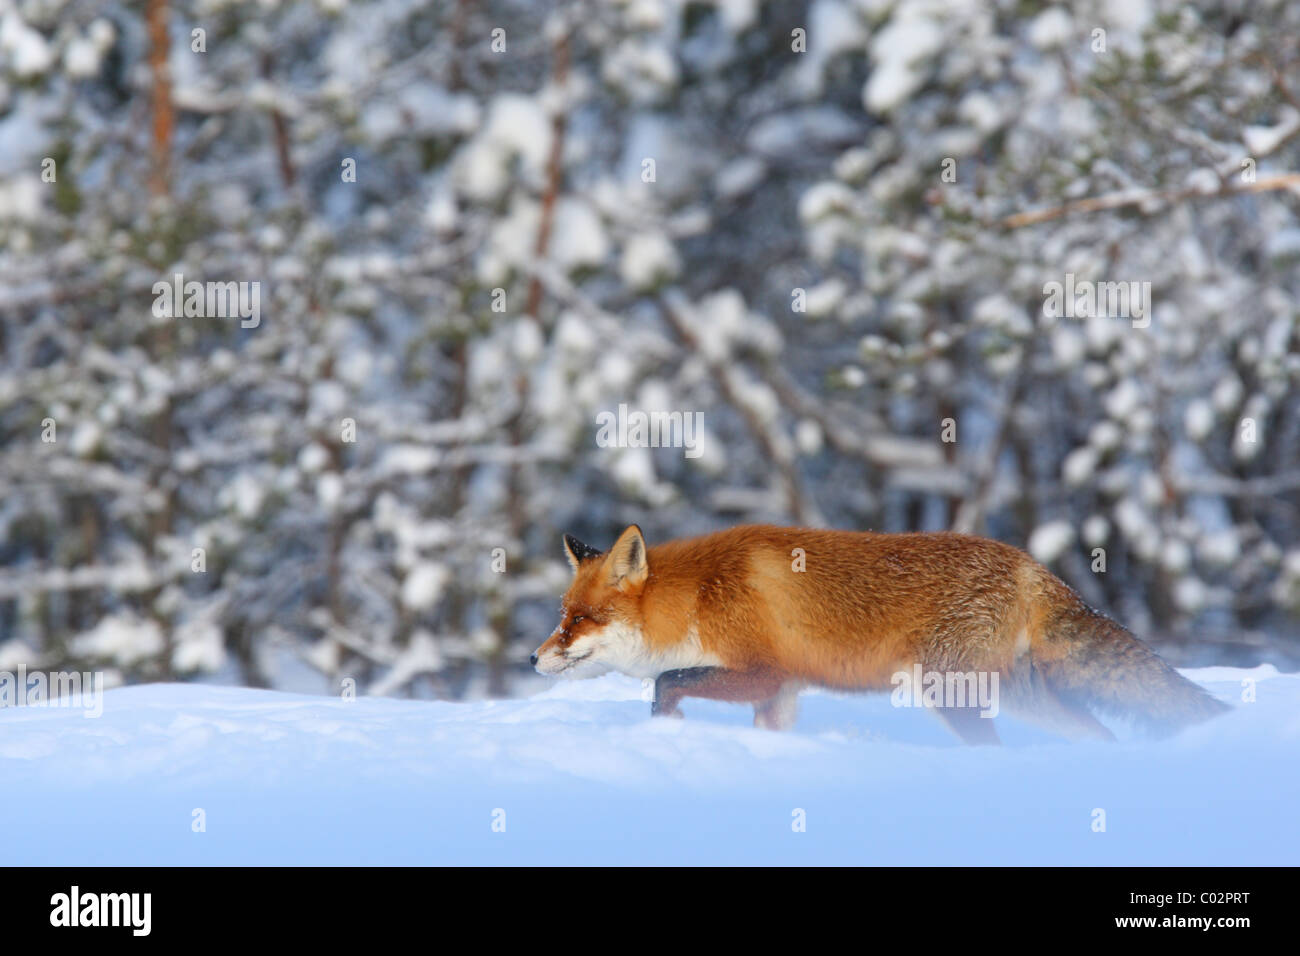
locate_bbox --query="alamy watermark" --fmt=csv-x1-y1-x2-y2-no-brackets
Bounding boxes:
1043,273,1150,328
890,665,1000,718
0,666,104,718
152,273,261,328
50,886,150,936
595,403,704,459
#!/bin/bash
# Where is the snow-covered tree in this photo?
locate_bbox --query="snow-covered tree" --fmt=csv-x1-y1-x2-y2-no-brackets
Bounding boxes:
1,0,1295,698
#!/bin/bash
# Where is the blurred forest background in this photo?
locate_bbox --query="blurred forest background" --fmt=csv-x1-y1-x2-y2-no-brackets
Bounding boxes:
1,0,1298,700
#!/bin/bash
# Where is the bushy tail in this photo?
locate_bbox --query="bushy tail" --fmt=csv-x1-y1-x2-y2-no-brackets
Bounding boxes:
1038,601,1229,736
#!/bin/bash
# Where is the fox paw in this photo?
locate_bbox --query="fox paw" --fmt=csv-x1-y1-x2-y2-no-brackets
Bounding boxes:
650,700,683,719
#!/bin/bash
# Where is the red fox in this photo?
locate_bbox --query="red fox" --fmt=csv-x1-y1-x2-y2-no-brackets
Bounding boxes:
531,524,1228,743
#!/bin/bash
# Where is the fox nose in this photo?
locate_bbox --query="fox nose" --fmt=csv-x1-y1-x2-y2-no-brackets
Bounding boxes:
529,653,539,666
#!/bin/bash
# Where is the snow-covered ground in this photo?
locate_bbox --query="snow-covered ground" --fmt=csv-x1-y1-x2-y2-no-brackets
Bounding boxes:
1,666,1295,865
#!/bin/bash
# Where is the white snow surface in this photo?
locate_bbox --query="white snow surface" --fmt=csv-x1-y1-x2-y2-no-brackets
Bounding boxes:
1,666,1295,865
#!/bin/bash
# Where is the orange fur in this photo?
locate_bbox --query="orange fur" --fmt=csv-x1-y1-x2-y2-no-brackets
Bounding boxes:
534,524,1228,738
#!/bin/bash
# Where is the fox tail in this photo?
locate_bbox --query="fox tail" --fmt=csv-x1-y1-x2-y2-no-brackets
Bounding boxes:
1036,600,1229,736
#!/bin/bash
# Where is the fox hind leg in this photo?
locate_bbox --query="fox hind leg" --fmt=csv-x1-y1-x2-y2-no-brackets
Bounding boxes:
934,705,1001,745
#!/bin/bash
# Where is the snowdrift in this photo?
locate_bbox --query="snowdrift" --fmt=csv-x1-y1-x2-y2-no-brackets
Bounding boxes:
1,666,1295,865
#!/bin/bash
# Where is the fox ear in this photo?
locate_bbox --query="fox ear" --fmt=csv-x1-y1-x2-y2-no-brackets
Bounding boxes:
606,525,648,592
563,534,603,571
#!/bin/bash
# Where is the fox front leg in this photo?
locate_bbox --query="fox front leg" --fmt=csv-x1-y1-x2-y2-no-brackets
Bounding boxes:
651,667,714,718
652,667,792,728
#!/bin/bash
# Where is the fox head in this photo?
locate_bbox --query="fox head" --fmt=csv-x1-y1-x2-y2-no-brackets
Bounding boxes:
531,525,650,679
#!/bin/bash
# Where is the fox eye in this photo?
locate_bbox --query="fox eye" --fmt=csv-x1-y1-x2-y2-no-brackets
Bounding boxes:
571,615,586,626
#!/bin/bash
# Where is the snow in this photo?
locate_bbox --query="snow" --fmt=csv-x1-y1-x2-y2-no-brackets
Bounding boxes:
0,174,41,221
361,82,479,142
0,11,53,77
958,91,1003,134
1062,445,1099,486
1184,399,1214,440
1243,108,1300,157
602,40,679,103
746,107,860,157
1027,8,1073,50
479,197,610,282
377,444,438,476
1082,515,1110,546
0,667,1294,864
4,0,1299,783
792,0,868,95
220,473,265,519
172,621,226,674
1198,529,1239,566
609,444,659,496
368,631,444,697
63,35,103,79
798,181,856,223
453,94,550,201
1265,228,1300,260
714,156,766,198
795,418,823,454
315,472,343,511
1027,520,1075,562
70,614,165,667
70,421,102,457
712,0,758,33
863,12,943,115
552,199,611,270
297,442,329,473
1212,375,1243,412
1088,420,1123,451
691,288,749,361
802,278,846,317
619,233,681,291
400,562,448,611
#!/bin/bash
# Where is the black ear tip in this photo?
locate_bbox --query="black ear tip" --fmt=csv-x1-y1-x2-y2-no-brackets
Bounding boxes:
564,534,603,563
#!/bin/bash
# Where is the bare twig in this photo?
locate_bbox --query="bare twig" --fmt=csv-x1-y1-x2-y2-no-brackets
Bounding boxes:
1001,173,1300,229
146,0,173,196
